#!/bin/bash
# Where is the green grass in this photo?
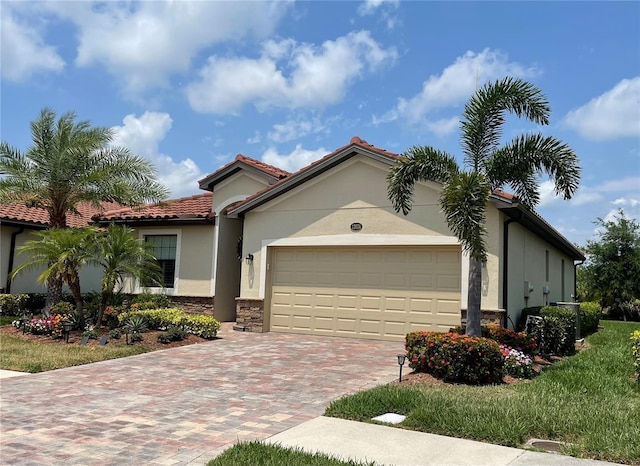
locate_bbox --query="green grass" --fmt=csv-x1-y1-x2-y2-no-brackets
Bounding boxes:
208,442,376,466
0,333,149,372
0,315,19,326
325,321,640,464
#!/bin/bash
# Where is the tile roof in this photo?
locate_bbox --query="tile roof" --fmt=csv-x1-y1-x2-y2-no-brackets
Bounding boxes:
0,201,120,228
198,154,290,190
235,154,290,179
94,192,214,222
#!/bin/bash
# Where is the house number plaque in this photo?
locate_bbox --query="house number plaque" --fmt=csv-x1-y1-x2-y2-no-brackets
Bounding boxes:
350,222,363,232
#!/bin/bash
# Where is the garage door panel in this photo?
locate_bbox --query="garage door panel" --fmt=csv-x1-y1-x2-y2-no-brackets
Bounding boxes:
270,246,461,341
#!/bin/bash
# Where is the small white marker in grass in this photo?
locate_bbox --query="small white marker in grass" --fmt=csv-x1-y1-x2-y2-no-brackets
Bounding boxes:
371,413,406,424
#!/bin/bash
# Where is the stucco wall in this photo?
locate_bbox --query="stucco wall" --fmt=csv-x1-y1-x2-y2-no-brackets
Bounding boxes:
213,171,270,214
505,219,576,327
1,225,102,294
131,225,215,297
240,156,494,302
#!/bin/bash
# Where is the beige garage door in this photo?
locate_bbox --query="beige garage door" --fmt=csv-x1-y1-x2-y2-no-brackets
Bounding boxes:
269,246,461,341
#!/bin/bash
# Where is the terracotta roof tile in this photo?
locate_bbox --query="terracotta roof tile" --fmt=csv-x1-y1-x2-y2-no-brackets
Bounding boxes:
235,154,290,179
95,192,214,222
0,201,119,228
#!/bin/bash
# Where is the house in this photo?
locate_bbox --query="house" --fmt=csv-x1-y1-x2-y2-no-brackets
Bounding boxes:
3,137,584,341
0,202,113,294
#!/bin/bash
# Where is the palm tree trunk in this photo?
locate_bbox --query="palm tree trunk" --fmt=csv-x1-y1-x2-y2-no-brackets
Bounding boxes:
466,257,482,337
96,289,111,329
67,272,85,329
44,274,62,316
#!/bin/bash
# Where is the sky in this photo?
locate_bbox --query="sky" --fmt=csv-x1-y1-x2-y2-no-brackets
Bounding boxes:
1,0,639,247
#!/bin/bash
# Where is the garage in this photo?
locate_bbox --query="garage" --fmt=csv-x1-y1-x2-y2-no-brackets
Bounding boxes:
268,246,462,341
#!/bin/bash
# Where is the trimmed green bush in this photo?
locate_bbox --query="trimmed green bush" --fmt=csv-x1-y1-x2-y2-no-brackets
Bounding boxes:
157,326,188,344
119,308,220,339
526,306,576,356
580,301,601,334
632,330,640,382
406,331,503,385
0,294,27,315
131,292,172,309
450,324,537,356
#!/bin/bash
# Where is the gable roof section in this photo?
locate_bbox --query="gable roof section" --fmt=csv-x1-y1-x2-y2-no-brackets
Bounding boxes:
93,192,214,226
0,201,120,228
198,154,290,192
227,137,399,217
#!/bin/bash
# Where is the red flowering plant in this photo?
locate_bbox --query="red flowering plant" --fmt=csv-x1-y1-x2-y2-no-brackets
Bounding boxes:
405,331,503,385
450,324,537,356
25,314,65,339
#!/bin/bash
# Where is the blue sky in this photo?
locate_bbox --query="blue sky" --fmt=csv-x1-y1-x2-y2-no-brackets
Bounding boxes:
1,0,639,247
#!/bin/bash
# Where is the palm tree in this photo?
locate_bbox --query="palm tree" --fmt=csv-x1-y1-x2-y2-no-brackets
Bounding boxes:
387,77,580,337
11,228,97,328
92,224,163,327
0,107,168,309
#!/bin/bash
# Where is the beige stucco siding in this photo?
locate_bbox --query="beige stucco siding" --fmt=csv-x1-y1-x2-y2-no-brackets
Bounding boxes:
1,226,102,294
131,225,215,297
241,156,475,301
213,171,270,214
506,219,576,326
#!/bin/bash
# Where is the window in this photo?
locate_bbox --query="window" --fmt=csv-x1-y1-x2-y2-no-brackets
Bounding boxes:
145,234,177,288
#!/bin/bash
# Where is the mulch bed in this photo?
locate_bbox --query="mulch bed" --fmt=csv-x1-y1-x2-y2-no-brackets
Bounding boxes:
0,324,211,351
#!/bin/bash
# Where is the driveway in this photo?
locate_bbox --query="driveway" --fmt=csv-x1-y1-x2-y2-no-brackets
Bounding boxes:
0,324,402,465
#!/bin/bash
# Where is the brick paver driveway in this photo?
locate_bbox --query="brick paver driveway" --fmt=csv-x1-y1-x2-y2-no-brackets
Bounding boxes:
0,324,402,465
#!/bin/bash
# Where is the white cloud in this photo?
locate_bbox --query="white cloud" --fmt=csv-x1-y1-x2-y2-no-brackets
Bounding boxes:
563,77,640,140
374,48,539,132
358,0,399,15
612,197,639,207
425,117,460,138
187,30,397,114
539,176,640,208
268,118,329,143
39,1,290,96
261,145,328,172
110,112,203,197
0,5,65,81
247,131,262,144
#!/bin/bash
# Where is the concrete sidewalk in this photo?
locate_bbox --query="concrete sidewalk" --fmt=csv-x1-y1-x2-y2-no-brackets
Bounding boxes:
265,416,619,466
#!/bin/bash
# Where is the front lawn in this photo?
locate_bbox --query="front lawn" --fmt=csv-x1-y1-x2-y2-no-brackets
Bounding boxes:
208,442,375,466
0,333,149,372
325,321,640,464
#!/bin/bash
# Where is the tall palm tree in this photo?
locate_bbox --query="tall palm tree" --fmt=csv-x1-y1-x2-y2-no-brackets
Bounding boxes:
0,107,168,309
92,224,163,327
388,77,580,337
11,228,97,328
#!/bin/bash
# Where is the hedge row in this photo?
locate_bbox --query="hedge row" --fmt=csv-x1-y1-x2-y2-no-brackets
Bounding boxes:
525,306,577,356
450,324,537,355
406,331,503,385
632,330,640,382
118,308,220,339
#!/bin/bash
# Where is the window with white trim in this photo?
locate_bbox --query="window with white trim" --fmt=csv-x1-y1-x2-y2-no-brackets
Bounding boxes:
145,234,177,288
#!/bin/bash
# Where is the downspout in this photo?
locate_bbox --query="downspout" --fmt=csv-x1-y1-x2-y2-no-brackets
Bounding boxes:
573,259,584,302
502,213,521,329
6,227,25,293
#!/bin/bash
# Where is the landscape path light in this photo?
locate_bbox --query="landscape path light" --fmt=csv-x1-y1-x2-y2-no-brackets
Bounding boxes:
62,320,73,343
397,353,406,383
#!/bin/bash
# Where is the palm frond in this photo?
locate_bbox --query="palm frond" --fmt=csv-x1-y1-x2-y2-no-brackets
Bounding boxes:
387,146,459,215
461,77,551,170
485,133,581,208
440,172,491,260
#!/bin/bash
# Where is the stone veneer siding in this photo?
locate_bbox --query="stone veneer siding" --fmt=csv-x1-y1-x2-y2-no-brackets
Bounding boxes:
460,309,506,328
235,298,265,332
167,296,215,316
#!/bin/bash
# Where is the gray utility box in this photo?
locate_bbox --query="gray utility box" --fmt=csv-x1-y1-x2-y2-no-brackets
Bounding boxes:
555,302,581,339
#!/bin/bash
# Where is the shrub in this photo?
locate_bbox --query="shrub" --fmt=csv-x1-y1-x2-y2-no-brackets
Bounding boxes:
82,325,99,340
518,306,543,331
500,345,536,379
579,301,601,334
617,300,640,322
131,292,172,309
527,306,576,356
123,315,149,334
50,301,74,316
119,308,219,339
109,328,122,340
0,294,28,315
406,331,503,385
450,325,537,356
157,326,188,344
24,314,64,338
632,330,640,382
130,332,143,343
24,293,47,313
